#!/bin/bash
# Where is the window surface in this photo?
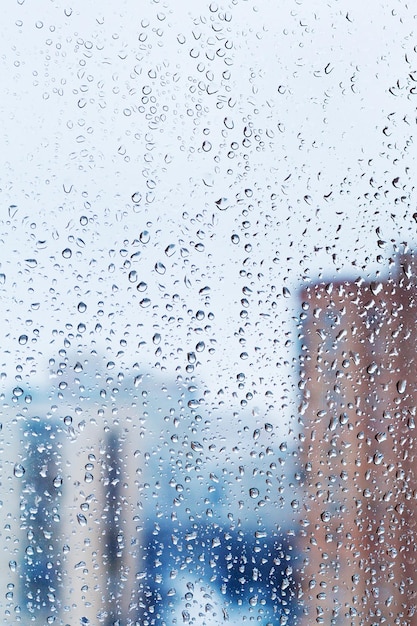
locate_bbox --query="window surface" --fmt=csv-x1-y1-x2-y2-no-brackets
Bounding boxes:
1,1,416,624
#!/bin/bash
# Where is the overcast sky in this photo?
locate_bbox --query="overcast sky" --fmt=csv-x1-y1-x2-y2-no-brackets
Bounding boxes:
2,0,416,436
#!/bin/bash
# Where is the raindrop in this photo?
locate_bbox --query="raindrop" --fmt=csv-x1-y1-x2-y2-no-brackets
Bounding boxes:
18,335,28,345
373,451,384,465
53,476,63,488
165,244,176,257
77,302,87,312
140,230,150,244
370,281,383,296
249,487,259,499
140,298,151,308
129,270,138,283
14,463,25,478
397,379,407,394
215,197,229,210
231,234,240,244
77,514,87,527
132,191,142,204
155,262,166,274
13,387,24,398
62,248,72,259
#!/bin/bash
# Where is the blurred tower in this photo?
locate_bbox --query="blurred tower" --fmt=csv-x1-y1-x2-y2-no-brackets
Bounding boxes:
298,254,417,625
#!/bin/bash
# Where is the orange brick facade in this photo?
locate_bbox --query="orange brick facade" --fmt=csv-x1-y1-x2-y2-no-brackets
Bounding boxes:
298,257,417,624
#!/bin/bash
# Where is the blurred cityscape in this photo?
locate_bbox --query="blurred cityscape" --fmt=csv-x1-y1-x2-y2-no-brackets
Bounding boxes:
1,369,299,625
5,253,417,625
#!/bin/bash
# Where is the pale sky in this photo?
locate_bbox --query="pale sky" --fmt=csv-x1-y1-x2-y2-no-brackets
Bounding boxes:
1,0,416,437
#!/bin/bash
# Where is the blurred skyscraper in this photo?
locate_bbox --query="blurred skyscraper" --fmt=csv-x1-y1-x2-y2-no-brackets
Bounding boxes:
298,254,417,624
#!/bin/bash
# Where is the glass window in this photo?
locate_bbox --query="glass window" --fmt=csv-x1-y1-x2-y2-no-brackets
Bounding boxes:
1,1,415,625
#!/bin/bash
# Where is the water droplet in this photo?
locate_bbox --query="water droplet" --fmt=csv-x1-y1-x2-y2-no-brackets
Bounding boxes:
202,141,212,152
155,262,166,275
62,248,72,259
14,463,25,478
370,281,383,296
191,441,203,452
77,513,87,527
215,197,229,210
140,230,150,244
25,258,37,268
196,341,205,352
152,333,161,345
165,244,176,257
9,560,17,572
321,511,331,522
373,451,384,465
397,379,407,394
132,191,142,204
249,487,259,499
128,270,138,283
13,387,24,398
140,298,151,308
53,476,63,488
137,281,147,291
18,335,28,345
231,234,240,244
77,302,87,313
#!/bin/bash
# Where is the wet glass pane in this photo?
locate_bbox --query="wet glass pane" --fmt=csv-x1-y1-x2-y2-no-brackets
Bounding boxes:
1,1,415,624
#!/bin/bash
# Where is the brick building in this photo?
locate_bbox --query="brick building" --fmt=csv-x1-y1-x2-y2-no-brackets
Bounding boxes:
298,255,417,624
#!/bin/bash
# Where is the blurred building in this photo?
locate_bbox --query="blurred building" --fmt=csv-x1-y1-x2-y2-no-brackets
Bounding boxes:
298,254,417,625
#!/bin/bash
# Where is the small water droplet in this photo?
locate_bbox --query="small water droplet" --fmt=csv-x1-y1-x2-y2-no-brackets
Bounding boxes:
249,487,259,499
18,335,28,345
140,298,151,308
370,281,383,296
62,248,72,259
77,514,87,527
397,379,407,394
215,197,229,210
155,262,166,275
373,451,384,465
140,230,150,244
53,476,63,488
132,191,142,204
14,463,25,478
77,302,87,313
